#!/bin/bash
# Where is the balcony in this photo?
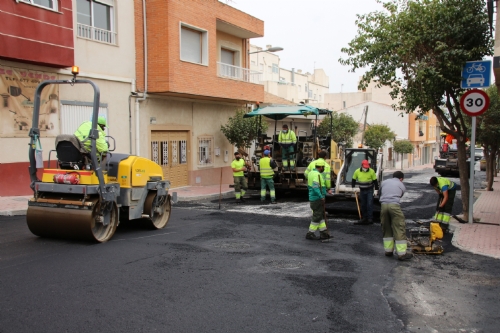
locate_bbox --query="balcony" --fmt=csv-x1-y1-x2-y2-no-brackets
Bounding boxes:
217,62,263,84
77,23,117,45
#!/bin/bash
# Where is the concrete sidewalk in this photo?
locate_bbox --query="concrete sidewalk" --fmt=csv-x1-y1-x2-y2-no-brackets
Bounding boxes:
1,169,499,260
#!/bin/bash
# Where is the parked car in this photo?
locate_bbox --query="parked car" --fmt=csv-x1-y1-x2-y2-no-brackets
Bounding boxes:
474,147,484,161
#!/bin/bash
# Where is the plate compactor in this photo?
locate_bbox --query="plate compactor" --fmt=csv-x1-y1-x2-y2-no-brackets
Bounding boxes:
408,221,444,254
26,71,171,242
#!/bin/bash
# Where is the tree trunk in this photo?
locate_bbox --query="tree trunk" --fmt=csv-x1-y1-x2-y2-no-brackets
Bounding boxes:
456,139,470,221
487,156,494,191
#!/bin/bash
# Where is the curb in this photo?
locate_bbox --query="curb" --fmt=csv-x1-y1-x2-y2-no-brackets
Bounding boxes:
175,190,234,202
0,209,27,216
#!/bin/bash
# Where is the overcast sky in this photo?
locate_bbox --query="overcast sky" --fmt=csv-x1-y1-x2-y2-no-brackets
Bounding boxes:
223,0,385,93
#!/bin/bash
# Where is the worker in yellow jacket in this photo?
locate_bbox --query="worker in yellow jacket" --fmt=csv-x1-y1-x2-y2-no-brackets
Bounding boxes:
278,124,296,171
259,150,277,204
74,116,109,157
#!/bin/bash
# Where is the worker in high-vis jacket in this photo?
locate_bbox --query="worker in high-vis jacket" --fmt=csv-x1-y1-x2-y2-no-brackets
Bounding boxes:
379,171,412,261
259,150,277,204
231,152,248,203
306,160,332,241
278,124,297,171
304,150,332,191
74,116,109,156
430,176,456,232
352,159,379,225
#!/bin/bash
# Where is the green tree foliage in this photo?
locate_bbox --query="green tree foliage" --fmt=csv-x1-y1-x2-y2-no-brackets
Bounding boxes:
393,140,414,154
317,112,359,147
220,109,268,149
339,0,493,220
364,124,395,150
478,86,500,190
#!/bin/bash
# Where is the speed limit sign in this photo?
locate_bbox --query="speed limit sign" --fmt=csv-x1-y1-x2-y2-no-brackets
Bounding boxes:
460,89,490,116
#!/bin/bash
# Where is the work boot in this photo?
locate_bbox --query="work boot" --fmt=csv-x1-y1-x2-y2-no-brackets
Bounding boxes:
320,231,332,240
398,252,413,261
385,251,394,257
354,219,370,225
240,197,246,203
305,232,319,240
367,219,374,224
270,201,277,204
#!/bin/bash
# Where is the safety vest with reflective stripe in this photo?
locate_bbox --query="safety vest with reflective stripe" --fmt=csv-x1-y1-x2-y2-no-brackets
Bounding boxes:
352,168,377,189
259,157,274,178
307,169,326,201
304,158,331,188
437,177,456,192
278,130,297,145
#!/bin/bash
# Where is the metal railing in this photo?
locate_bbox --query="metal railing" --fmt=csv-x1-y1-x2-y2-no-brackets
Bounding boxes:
217,62,263,84
77,23,117,45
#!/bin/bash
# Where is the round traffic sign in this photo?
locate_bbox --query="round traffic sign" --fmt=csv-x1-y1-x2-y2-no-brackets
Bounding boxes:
460,89,490,116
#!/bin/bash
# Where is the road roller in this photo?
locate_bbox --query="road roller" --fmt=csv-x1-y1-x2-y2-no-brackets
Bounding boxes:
26,68,172,242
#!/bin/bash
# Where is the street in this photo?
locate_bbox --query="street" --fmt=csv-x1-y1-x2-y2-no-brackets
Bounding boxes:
0,167,499,333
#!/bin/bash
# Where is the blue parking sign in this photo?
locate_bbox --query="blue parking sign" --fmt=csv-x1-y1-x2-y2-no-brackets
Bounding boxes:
461,60,491,89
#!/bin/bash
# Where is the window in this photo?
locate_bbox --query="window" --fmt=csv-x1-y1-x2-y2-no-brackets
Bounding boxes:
305,84,307,92
180,24,208,65
76,0,116,44
272,64,279,73
19,0,58,11
198,136,214,166
343,101,346,109
308,90,312,98
267,66,272,73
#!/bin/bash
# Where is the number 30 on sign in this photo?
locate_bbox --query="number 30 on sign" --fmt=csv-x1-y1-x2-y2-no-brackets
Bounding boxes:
459,89,490,117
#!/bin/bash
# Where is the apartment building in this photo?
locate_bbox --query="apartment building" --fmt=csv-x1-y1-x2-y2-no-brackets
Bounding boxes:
325,81,438,165
248,44,329,106
133,0,264,188
0,0,135,196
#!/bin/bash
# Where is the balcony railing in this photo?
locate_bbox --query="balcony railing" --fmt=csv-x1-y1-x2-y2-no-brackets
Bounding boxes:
77,23,117,45
217,62,263,84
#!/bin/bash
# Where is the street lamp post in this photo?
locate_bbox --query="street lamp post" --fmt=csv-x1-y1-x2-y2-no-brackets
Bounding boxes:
248,46,284,55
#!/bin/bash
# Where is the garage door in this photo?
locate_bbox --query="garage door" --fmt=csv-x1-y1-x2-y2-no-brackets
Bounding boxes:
151,131,189,188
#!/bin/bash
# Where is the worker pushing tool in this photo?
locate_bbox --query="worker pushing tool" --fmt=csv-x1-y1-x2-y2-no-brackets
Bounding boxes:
379,171,413,260
278,124,296,172
429,176,457,232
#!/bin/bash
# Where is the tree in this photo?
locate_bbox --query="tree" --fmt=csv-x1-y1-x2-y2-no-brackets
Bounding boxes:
364,124,395,151
339,0,493,221
393,140,414,170
317,112,359,147
220,109,268,150
477,86,500,190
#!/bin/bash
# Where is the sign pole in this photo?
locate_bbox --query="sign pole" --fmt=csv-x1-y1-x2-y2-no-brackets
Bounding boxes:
468,117,476,224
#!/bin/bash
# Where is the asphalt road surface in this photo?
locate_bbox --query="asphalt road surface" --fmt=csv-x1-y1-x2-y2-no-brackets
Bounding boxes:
0,167,498,333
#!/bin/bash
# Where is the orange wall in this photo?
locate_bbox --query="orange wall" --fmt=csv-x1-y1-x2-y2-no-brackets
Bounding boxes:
134,0,264,102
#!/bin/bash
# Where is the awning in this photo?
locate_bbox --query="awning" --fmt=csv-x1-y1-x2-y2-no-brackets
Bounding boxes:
243,104,332,120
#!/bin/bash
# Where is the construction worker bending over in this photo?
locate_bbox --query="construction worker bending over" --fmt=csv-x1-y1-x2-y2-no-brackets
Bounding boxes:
306,160,332,241
380,171,413,261
430,176,456,232
231,152,248,203
259,150,277,204
304,150,333,193
352,159,379,225
278,124,297,171
74,116,109,158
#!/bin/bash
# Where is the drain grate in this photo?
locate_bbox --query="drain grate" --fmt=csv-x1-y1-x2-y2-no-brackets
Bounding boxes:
260,258,304,269
212,241,251,249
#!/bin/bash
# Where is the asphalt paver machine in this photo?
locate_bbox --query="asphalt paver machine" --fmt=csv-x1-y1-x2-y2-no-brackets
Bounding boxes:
26,68,172,242
243,104,339,192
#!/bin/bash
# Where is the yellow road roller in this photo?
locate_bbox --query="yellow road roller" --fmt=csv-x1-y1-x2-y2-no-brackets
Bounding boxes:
26,69,171,242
